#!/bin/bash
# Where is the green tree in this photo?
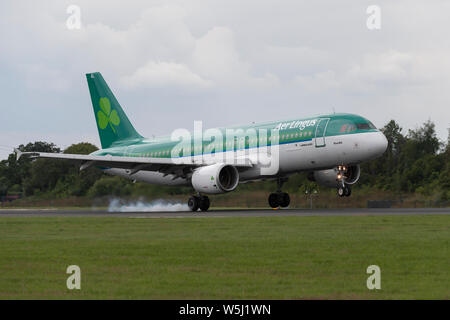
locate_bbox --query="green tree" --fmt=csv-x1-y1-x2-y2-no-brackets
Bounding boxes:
360,120,406,190
64,142,98,155
17,142,101,197
382,120,406,157
62,142,102,196
0,142,61,195
438,129,450,199
0,176,8,197
88,176,132,198
405,120,441,159
22,158,70,196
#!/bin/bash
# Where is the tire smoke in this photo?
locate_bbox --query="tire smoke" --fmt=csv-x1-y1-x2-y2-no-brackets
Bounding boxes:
108,198,189,212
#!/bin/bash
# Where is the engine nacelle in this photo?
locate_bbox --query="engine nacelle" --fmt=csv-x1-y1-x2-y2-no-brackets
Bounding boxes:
308,165,360,188
191,163,239,194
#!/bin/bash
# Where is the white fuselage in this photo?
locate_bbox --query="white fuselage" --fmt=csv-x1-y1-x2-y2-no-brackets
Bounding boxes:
104,131,387,186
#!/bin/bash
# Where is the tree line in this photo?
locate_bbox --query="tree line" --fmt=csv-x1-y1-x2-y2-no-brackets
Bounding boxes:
0,119,449,201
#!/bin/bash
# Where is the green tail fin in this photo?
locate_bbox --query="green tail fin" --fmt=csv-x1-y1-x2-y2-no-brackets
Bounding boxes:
86,72,143,149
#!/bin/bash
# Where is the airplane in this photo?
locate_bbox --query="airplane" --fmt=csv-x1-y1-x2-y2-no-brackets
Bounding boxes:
17,72,388,211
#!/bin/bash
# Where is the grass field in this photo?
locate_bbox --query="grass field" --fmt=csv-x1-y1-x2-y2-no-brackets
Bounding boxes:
0,215,448,299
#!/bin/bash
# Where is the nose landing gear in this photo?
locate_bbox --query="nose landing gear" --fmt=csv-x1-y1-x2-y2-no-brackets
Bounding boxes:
337,185,351,197
336,165,351,197
268,177,290,208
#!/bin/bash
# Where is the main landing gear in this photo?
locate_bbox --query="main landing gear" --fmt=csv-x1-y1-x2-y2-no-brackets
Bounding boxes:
188,195,210,212
268,177,290,208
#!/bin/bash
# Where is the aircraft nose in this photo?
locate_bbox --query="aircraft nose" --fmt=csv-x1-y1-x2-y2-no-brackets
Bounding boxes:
376,131,388,155
364,131,388,160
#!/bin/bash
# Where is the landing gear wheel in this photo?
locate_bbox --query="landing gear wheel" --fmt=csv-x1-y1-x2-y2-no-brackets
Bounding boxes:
268,177,290,209
188,196,199,212
268,192,290,208
344,186,352,197
268,193,279,208
199,196,210,211
278,192,290,208
338,186,351,197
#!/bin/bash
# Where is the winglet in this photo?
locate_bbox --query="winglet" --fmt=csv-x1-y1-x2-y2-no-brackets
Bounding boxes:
14,148,22,161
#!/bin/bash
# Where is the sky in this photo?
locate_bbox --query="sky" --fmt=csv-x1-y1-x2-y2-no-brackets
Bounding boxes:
0,0,449,159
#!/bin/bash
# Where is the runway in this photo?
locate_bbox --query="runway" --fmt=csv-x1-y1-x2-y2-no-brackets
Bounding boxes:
0,207,448,218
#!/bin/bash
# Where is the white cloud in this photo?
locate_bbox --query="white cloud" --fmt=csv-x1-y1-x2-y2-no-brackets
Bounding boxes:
347,51,416,85
293,50,450,95
19,63,72,92
256,45,331,76
294,70,340,93
192,27,243,80
120,61,211,88
191,26,280,88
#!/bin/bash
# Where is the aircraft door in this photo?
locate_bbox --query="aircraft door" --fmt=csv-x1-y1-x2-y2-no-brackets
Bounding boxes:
315,118,330,147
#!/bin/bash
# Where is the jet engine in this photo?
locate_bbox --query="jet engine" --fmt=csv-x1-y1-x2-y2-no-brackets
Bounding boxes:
307,164,360,188
191,163,239,194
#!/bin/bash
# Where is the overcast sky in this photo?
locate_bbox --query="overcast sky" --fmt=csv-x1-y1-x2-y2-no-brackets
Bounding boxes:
0,0,449,159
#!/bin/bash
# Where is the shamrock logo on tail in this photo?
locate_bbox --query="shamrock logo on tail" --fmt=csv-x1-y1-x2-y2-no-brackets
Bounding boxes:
97,97,120,133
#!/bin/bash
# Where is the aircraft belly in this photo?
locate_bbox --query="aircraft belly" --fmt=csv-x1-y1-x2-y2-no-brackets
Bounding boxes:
104,168,190,186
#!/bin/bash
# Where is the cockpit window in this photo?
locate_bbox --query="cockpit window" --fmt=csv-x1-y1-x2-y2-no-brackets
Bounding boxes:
339,124,357,133
326,117,377,136
356,122,376,130
356,123,370,130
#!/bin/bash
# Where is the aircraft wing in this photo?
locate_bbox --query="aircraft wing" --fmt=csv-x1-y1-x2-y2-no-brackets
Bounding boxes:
16,150,253,178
